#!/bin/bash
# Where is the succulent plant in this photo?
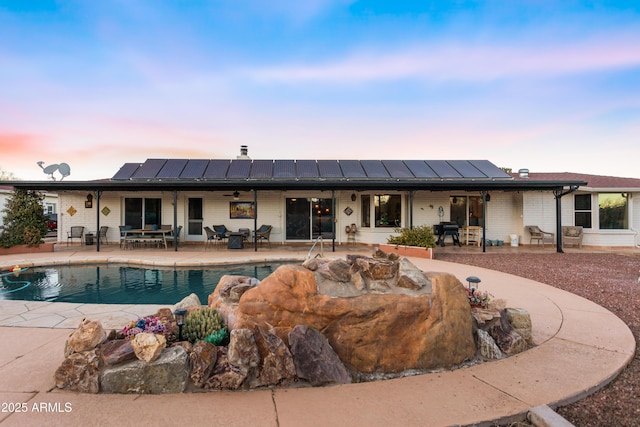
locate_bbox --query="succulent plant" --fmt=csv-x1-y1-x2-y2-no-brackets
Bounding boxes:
182,307,225,344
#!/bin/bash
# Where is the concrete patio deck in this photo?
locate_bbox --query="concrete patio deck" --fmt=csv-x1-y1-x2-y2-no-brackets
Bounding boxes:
0,243,635,426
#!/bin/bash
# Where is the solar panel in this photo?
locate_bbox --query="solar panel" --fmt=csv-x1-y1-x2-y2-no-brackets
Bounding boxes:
425,161,462,178
274,160,297,178
469,160,512,179
112,163,141,180
317,160,343,178
339,160,366,178
361,160,390,178
381,160,414,178
203,160,231,179
403,160,438,178
180,159,209,179
250,160,273,178
227,159,252,178
447,160,486,178
132,159,166,179
157,159,188,179
296,160,319,178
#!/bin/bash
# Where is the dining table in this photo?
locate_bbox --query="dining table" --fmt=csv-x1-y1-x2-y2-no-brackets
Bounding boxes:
122,228,171,250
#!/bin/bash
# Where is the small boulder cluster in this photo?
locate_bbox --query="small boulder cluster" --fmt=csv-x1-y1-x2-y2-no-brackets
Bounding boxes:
54,303,352,394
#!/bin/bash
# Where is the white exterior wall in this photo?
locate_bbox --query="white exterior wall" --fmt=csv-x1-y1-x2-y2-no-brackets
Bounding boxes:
54,188,640,248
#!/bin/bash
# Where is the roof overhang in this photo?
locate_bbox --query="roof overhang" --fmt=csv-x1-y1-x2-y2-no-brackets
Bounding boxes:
7,178,586,193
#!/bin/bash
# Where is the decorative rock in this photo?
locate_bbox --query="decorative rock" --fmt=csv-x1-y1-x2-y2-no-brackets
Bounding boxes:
173,293,201,311
55,349,100,393
316,258,352,282
249,326,296,388
100,339,136,366
64,319,108,357
209,275,257,305
396,258,432,292
487,311,528,355
131,333,167,363
506,308,532,343
155,307,175,322
289,325,352,386
471,307,502,326
101,346,189,394
189,341,218,388
476,329,503,360
227,329,260,370
205,347,248,390
210,260,475,374
353,257,397,280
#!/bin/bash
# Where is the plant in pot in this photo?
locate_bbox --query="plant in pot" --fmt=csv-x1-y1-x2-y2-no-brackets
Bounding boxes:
386,225,437,252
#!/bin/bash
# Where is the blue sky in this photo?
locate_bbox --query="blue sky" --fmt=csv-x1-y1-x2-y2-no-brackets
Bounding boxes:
1,1,639,180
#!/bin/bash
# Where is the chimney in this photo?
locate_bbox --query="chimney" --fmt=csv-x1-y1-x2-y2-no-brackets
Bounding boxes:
237,145,250,159
518,168,529,178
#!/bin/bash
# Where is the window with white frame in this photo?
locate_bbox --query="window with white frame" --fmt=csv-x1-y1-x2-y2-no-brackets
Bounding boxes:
574,194,592,228
598,193,628,229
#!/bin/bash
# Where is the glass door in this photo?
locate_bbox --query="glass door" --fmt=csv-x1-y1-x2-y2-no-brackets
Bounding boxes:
286,197,333,240
286,198,310,240
187,198,203,241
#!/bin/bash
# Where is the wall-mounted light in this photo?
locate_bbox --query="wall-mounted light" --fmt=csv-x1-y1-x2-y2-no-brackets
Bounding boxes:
351,193,356,202
85,194,93,209
233,191,239,200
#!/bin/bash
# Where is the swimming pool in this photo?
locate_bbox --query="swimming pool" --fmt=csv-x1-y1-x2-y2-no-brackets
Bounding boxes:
0,262,294,305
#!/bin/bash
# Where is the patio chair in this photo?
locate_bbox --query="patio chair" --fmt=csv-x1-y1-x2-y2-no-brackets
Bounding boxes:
98,226,109,244
254,224,272,248
212,225,230,243
67,226,85,246
168,225,183,247
119,225,132,248
203,226,218,250
561,226,584,248
525,225,555,247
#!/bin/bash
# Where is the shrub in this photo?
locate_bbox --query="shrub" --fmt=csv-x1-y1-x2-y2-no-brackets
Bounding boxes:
0,189,48,248
387,225,436,249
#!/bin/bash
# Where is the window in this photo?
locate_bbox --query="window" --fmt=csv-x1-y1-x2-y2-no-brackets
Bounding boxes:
361,195,370,228
450,196,484,227
599,193,628,229
124,198,161,229
374,194,401,227
574,194,592,228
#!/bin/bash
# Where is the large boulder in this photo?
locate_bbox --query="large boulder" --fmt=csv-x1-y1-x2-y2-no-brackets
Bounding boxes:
210,255,476,374
101,346,189,394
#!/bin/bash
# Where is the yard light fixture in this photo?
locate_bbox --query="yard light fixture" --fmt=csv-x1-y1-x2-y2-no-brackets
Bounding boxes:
174,308,188,341
466,276,481,293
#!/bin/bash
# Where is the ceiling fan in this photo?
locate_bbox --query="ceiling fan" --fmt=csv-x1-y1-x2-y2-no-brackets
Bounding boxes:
223,191,241,200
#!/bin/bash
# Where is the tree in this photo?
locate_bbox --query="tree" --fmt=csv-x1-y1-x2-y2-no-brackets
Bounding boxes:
0,189,48,247
0,167,18,180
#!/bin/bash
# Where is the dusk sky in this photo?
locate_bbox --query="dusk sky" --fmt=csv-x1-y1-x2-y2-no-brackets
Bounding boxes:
1,1,639,181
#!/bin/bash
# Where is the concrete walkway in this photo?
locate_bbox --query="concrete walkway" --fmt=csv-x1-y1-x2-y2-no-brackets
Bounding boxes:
0,244,635,426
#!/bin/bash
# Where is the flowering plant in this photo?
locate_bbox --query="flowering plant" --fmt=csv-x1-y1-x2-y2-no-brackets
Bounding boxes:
467,288,493,308
122,316,167,338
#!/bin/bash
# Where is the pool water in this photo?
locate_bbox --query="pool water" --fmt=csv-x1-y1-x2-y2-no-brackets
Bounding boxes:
0,262,293,305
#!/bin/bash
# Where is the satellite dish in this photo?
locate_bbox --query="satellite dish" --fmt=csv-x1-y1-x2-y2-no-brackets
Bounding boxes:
58,163,71,180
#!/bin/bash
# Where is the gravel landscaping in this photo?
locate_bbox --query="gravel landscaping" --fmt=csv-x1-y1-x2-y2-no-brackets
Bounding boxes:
438,251,640,427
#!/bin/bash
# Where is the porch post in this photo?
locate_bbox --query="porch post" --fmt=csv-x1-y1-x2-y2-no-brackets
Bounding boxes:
332,190,336,252
96,190,101,252
173,190,178,251
409,190,414,229
481,191,488,253
254,190,258,252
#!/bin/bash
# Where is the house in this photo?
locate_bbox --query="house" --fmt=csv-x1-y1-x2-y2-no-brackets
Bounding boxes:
7,147,640,251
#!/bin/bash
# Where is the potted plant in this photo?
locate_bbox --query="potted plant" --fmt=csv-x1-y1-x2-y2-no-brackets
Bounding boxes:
380,225,437,259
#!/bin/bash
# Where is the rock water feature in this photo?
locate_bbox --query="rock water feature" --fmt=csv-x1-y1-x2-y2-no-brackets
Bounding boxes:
54,250,533,394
